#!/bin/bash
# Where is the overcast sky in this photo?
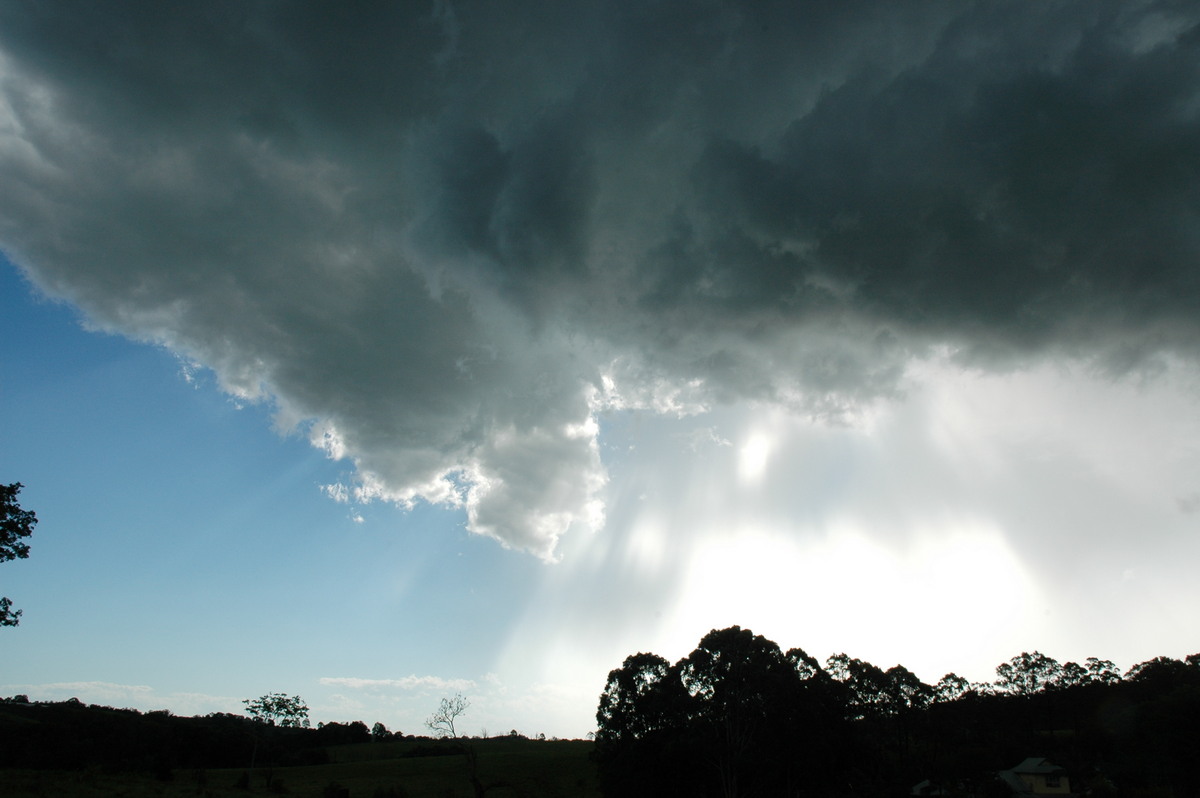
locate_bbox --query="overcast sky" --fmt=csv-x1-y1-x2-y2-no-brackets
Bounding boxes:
2,0,1199,737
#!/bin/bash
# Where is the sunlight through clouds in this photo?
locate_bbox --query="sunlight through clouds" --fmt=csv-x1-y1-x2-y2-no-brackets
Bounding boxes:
737,433,772,485
492,357,1200,732
659,517,1037,682
625,517,668,573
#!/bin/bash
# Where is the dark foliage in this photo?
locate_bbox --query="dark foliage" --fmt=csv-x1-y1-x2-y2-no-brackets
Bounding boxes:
0,699,346,774
0,482,37,627
595,627,1200,797
313,719,371,747
0,700,256,772
0,697,545,787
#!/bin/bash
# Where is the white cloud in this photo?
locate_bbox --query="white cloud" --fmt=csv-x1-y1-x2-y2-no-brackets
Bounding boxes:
319,675,476,693
9,680,153,699
0,681,242,717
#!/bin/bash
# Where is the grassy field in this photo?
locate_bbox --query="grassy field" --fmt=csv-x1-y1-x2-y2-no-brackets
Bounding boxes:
0,738,602,798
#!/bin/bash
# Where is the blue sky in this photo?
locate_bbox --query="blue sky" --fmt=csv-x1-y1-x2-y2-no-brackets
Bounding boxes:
1,262,575,733
3,1,1200,738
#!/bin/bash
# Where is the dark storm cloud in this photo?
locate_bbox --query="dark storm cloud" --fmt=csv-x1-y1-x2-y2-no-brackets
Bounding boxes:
687,3,1200,367
1,0,1197,554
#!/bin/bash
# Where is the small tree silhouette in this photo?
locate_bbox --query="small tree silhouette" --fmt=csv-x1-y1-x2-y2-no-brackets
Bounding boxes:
426,694,497,797
425,693,469,739
1,483,38,627
243,692,309,788
243,692,310,727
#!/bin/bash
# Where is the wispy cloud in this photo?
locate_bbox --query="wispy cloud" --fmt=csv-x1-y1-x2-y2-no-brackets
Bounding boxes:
4,680,154,700
0,681,241,717
320,675,476,693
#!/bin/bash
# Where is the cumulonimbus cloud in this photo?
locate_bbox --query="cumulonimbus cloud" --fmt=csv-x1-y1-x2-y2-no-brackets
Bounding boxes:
1,1,1197,557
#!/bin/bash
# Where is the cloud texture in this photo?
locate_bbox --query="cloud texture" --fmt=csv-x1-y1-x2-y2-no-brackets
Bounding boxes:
2,1,1199,556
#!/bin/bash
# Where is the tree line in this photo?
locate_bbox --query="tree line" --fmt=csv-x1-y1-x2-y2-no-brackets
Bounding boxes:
594,626,1200,797
0,696,376,774
0,692,462,778
0,689,564,789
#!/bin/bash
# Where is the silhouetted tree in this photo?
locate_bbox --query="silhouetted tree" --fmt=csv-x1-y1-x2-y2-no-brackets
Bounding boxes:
596,652,681,744
242,692,309,789
995,651,1061,695
427,695,491,798
243,693,310,728
1125,655,1187,683
785,646,823,680
678,626,799,797
1,483,37,627
1114,656,1200,792
595,652,697,797
1085,657,1121,684
596,628,850,797
312,720,369,747
1056,660,1088,688
934,673,970,703
594,630,1200,798
829,654,890,721
884,665,932,753
825,652,852,682
426,694,469,739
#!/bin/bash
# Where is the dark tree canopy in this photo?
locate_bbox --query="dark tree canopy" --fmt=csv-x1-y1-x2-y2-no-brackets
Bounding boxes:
995,651,1062,695
242,692,310,728
884,664,933,714
596,652,679,744
679,626,794,711
596,627,1200,797
1,482,37,627
934,672,970,703
597,627,849,797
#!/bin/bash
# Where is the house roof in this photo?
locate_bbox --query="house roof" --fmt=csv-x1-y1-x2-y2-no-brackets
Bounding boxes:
997,757,1069,795
1011,757,1066,775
